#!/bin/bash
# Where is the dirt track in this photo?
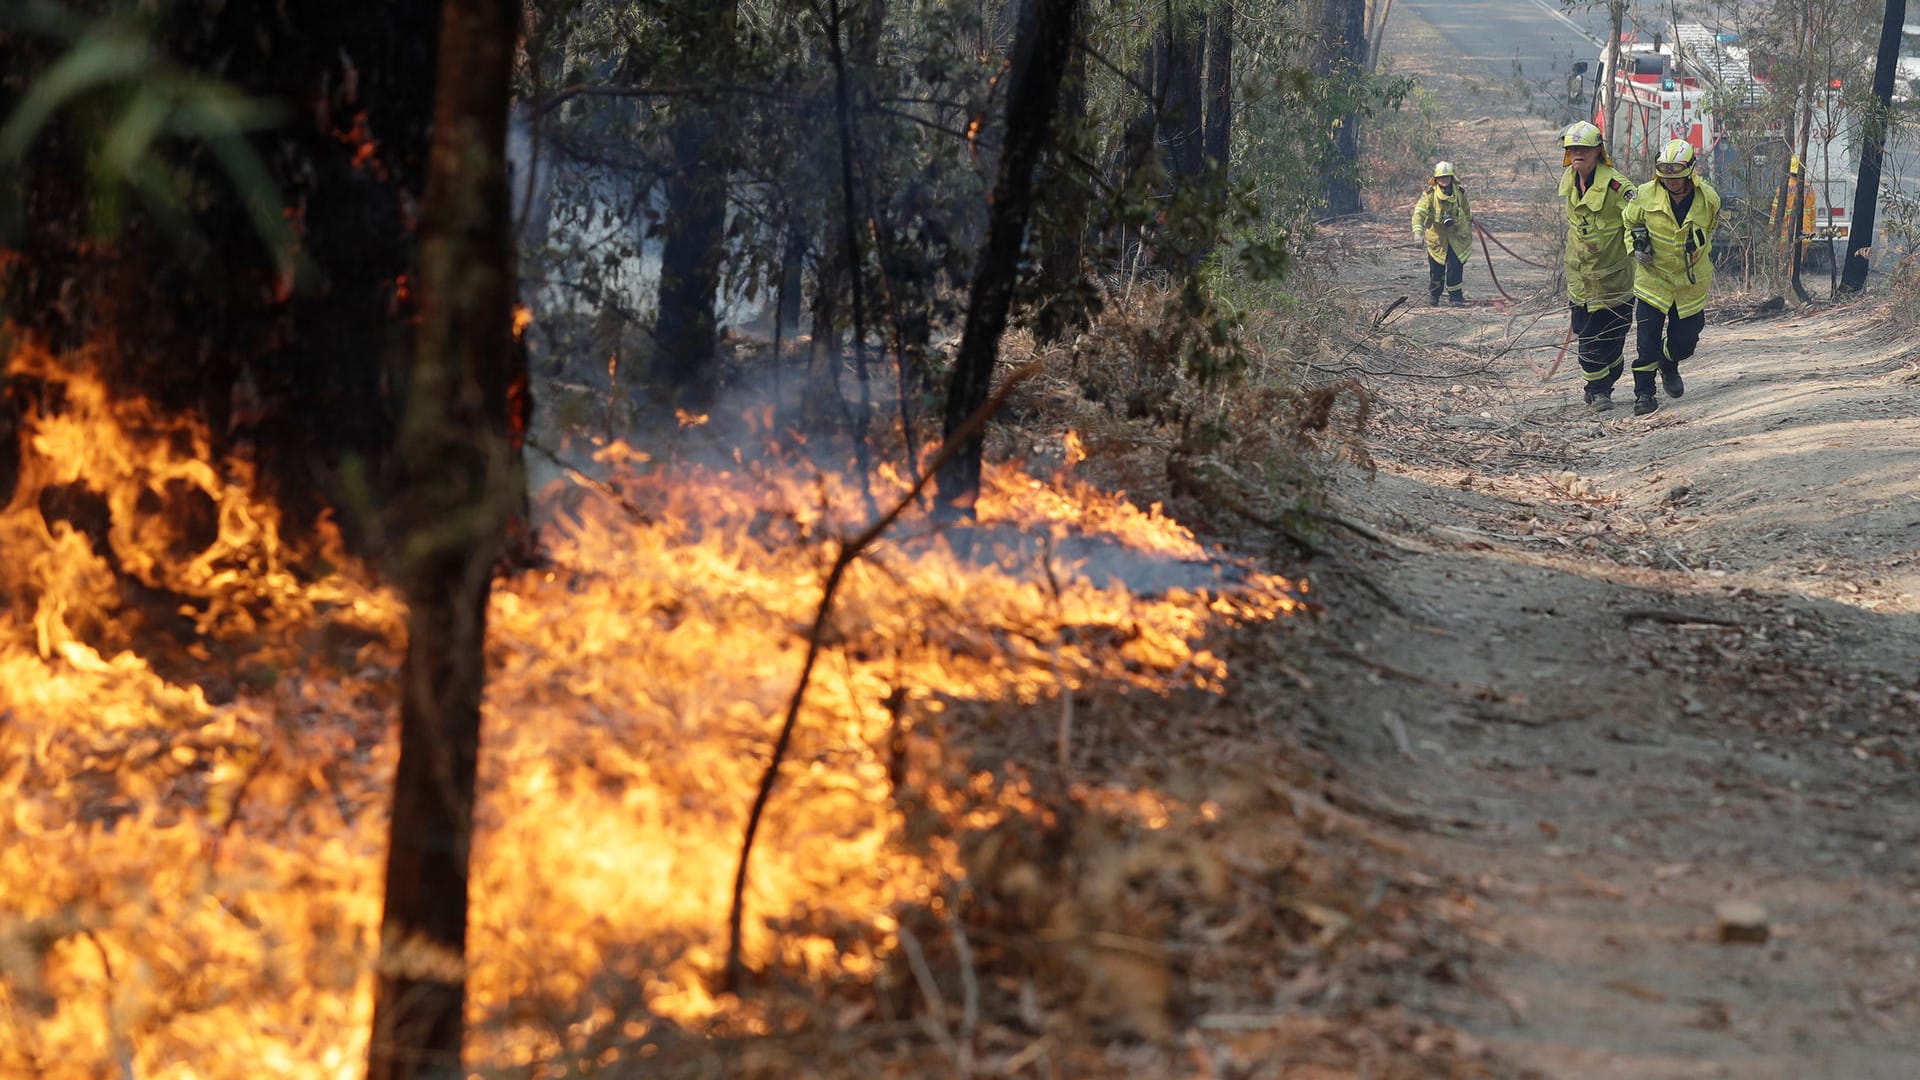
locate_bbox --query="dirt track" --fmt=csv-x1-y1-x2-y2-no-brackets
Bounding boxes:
1291,11,1920,1077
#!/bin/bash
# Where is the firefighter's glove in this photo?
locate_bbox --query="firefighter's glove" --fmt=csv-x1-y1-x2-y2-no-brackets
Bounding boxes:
1631,226,1654,266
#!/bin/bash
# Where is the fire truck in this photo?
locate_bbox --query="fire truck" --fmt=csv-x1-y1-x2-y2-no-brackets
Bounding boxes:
1579,23,1857,266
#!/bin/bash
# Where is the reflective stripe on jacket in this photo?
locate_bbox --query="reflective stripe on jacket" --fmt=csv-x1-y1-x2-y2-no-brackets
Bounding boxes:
1560,164,1635,310
1623,178,1721,317
1412,183,1473,263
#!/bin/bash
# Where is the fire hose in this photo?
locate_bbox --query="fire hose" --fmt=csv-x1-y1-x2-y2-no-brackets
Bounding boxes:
1470,221,1573,380
1472,220,1551,304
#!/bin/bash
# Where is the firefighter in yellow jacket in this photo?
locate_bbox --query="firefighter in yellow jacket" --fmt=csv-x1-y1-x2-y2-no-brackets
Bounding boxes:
1769,155,1819,258
1558,121,1637,411
1411,161,1472,305
1622,139,1721,416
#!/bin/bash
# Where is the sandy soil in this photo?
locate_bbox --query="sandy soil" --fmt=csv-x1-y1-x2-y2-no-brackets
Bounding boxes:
1287,9,1920,1078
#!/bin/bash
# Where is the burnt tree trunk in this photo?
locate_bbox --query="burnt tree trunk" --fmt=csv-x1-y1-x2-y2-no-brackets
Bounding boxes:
1163,19,1206,185
366,0,520,1076
1318,0,1366,215
1842,0,1907,293
0,1,439,546
934,0,1078,517
1203,8,1234,176
1034,3,1091,345
649,1,739,409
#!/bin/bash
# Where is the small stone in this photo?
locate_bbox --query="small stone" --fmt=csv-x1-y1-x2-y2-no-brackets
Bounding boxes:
1714,900,1770,944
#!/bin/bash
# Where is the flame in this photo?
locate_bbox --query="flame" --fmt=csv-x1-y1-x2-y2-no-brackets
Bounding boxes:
336,111,386,180
0,338,1306,1074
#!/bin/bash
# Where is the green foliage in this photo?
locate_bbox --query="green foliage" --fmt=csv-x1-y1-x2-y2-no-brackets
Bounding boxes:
516,0,1400,457
0,1,296,278
1357,72,1442,212
1230,10,1416,234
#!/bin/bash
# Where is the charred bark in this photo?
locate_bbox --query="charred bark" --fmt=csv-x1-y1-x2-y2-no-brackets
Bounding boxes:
648,2,738,410
0,1,439,548
1318,0,1366,215
1163,20,1206,185
366,0,520,1076
1034,6,1091,346
934,0,1078,518
1842,0,1907,293
1203,9,1234,175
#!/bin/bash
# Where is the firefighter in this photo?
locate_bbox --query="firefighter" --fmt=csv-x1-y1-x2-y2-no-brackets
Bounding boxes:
1411,160,1472,305
1557,120,1637,411
1622,138,1721,416
1769,155,1819,256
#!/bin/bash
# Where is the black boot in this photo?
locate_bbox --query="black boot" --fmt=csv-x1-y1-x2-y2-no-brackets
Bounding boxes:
1660,360,1684,398
1584,385,1614,411
1633,392,1659,416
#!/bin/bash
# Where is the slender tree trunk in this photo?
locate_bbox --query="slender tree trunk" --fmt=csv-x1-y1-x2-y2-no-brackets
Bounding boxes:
1148,13,1205,274
1365,0,1394,73
825,0,876,456
1319,0,1366,215
1842,0,1907,292
1035,6,1090,345
1203,8,1233,174
777,227,808,334
935,0,1078,517
1603,0,1624,143
1107,39,1161,272
1788,0,1819,293
649,2,739,409
1163,19,1205,184
366,0,520,1075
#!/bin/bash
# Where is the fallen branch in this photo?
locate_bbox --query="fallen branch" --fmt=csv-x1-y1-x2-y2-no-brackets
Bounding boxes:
724,360,1043,990
1620,608,1745,628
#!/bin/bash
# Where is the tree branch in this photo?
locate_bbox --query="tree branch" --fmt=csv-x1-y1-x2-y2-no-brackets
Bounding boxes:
723,359,1044,992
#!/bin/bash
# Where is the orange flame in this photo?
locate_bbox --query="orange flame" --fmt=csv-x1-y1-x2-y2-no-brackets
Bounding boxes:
0,343,1306,1074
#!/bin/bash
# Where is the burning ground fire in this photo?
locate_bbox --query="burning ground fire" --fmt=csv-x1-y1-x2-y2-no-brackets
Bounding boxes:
0,342,1307,1075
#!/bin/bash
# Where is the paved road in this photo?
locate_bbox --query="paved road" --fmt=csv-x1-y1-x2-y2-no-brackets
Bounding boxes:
1402,0,1607,115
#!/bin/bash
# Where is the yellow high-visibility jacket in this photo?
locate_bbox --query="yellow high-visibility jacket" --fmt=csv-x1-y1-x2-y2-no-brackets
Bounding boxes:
1559,163,1636,310
1769,177,1819,242
1623,178,1721,317
1411,182,1473,264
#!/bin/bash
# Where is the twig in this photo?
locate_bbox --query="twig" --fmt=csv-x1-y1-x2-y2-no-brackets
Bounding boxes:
1381,711,1415,757
724,360,1044,990
824,0,876,503
1661,547,1695,575
524,439,652,523
1296,506,1397,548
895,924,957,1057
1040,534,1074,771
1620,608,1744,628
947,904,979,1076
